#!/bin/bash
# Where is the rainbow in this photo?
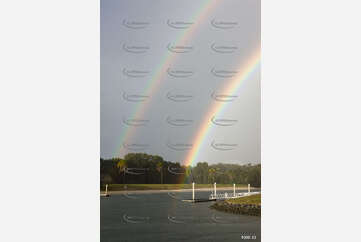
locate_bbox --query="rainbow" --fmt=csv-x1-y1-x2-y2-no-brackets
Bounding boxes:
183,48,260,167
117,0,220,155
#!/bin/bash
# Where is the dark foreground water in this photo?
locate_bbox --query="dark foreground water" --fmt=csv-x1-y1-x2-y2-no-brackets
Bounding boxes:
101,190,260,242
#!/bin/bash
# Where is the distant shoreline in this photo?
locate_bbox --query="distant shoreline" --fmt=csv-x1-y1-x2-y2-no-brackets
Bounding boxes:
101,186,260,195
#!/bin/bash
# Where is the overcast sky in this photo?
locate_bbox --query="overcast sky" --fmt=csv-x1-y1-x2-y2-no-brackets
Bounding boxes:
101,0,260,165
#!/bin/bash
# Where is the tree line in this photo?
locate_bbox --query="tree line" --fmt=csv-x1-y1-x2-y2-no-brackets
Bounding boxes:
101,153,261,187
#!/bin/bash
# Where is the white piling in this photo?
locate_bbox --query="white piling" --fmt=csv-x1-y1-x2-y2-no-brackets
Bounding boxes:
192,182,195,201
233,183,235,197
248,184,250,194
214,182,217,197
105,184,108,195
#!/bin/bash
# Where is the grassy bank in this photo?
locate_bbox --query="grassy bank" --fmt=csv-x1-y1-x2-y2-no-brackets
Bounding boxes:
210,194,261,216
101,184,251,191
227,194,261,205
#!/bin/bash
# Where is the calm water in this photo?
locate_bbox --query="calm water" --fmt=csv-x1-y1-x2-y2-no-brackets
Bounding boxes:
101,190,261,242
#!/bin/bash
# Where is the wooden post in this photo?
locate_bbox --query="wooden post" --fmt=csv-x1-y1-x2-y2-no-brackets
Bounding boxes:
248,184,250,194
124,169,126,189
192,182,195,201
214,182,217,197
233,183,235,197
105,184,108,195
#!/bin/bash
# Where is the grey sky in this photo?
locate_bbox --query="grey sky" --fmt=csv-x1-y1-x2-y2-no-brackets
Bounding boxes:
101,0,260,165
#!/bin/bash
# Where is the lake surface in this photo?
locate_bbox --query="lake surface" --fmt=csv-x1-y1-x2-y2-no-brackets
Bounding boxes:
101,190,261,242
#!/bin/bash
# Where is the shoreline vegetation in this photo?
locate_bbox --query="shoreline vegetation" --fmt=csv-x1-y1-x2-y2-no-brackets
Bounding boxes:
210,194,261,216
101,183,257,192
101,153,261,187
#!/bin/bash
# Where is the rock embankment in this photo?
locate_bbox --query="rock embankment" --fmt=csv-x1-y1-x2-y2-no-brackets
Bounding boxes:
210,200,261,216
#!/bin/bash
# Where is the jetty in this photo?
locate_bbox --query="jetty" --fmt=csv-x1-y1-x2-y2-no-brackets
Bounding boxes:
182,183,260,203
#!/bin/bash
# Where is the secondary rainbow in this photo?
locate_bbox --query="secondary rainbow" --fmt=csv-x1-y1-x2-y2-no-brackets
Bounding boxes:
116,0,220,156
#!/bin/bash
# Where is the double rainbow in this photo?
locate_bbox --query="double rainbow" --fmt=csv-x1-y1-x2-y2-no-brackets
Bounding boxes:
117,0,260,170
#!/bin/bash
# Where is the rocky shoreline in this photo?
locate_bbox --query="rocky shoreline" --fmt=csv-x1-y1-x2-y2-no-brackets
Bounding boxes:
210,200,261,216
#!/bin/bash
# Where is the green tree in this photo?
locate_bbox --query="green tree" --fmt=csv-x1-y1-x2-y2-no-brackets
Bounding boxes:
156,161,163,184
208,168,216,183
247,165,261,187
116,159,127,184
